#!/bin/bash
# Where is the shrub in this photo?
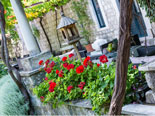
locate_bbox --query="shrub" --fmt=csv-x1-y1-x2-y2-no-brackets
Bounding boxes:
0,61,7,78
33,54,146,114
0,75,29,115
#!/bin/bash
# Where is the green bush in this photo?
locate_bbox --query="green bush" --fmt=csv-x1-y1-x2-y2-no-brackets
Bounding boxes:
0,61,7,78
34,55,146,114
0,75,29,115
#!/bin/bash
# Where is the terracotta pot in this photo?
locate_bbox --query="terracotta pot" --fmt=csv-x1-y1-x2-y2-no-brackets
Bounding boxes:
84,44,95,52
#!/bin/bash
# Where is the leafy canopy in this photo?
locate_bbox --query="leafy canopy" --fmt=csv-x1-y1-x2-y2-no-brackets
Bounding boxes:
0,0,70,28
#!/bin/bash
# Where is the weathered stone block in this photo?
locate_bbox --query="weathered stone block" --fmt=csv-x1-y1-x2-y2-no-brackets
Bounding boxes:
20,51,52,71
122,104,155,115
145,72,155,91
20,69,46,94
146,90,155,104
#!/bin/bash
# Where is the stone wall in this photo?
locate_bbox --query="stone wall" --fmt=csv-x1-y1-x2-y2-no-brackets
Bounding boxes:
89,0,119,41
17,0,119,54
20,69,102,115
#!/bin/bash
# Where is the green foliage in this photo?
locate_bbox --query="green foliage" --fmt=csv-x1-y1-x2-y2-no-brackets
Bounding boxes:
33,55,146,114
0,61,7,78
137,0,155,22
71,0,93,44
32,25,40,38
0,75,29,115
0,0,70,40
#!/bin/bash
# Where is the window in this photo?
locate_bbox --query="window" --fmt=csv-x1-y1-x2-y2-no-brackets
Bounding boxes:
91,0,106,28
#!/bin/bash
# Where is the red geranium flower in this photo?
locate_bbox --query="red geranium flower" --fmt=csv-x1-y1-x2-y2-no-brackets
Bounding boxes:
40,96,44,102
56,70,59,74
67,86,73,93
99,55,108,64
83,56,93,67
67,64,75,70
58,74,63,77
97,63,100,67
133,65,137,69
63,63,68,68
40,96,44,99
78,82,85,90
49,82,56,92
46,68,52,74
76,65,84,74
45,59,50,65
62,57,67,62
45,77,48,80
69,53,74,58
39,60,43,65
49,61,55,68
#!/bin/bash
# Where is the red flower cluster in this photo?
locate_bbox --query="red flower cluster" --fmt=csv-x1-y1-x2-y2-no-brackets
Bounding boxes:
45,77,48,80
63,62,75,71
69,53,74,58
99,55,108,64
78,82,85,90
58,70,64,77
39,60,43,65
40,96,44,102
62,57,67,62
76,65,84,74
83,56,93,67
45,59,50,66
83,56,90,67
44,60,56,74
49,61,55,68
67,86,73,93
133,65,137,69
56,70,64,77
97,63,100,67
46,68,52,74
67,64,75,70
56,70,59,74
63,63,68,68
49,81,56,92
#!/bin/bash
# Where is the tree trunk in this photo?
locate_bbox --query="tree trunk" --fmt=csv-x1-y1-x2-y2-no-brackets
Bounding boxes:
0,2,33,114
109,0,133,115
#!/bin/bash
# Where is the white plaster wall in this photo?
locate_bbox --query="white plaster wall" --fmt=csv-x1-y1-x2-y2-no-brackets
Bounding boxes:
88,0,119,42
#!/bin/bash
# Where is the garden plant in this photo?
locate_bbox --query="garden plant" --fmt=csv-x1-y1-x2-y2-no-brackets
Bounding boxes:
34,54,146,114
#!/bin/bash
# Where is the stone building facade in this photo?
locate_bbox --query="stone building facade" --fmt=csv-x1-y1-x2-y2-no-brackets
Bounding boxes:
15,0,155,57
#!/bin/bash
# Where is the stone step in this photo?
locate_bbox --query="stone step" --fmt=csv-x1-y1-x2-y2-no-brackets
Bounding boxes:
122,104,155,115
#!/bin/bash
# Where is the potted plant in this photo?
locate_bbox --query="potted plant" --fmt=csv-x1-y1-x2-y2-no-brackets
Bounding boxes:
71,0,94,52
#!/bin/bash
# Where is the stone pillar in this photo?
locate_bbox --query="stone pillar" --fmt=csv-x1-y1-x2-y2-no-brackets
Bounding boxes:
10,0,40,56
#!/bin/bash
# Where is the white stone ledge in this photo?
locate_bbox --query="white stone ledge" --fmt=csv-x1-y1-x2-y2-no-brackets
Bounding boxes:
122,104,155,115
139,59,155,72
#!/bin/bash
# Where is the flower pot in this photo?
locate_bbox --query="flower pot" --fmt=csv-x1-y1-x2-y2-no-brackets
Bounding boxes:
84,44,95,52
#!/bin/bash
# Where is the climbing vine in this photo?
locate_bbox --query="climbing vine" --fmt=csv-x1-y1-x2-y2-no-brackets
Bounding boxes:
71,0,93,44
137,0,155,22
1,0,70,37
